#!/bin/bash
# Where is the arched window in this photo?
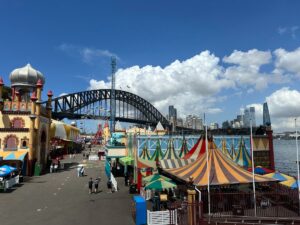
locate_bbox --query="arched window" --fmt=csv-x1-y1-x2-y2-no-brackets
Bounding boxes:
5,136,18,150
11,117,25,128
22,140,27,148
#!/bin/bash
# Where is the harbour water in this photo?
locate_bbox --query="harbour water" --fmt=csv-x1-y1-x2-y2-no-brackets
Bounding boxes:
274,139,300,176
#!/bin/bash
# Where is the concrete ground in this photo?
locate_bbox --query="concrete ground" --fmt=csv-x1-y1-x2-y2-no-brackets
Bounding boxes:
0,153,135,225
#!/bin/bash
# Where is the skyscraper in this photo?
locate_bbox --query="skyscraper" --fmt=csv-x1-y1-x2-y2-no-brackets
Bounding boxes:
243,107,256,127
249,107,256,127
168,105,177,121
263,102,271,126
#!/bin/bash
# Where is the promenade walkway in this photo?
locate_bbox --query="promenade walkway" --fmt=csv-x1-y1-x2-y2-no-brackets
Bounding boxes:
0,154,135,225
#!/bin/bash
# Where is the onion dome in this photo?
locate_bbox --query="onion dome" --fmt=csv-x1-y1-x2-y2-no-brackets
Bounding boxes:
9,64,45,90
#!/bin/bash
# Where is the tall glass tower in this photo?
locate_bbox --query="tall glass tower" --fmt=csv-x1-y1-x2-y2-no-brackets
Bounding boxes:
263,102,271,126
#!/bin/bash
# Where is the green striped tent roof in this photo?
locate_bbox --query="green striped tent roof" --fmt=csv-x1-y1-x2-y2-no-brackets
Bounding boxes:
235,137,251,168
163,139,179,159
139,145,151,160
151,140,163,161
178,138,189,158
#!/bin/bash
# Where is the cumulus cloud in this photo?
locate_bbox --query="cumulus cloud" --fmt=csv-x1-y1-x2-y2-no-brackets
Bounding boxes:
266,87,300,118
88,51,234,116
274,47,300,77
223,49,272,90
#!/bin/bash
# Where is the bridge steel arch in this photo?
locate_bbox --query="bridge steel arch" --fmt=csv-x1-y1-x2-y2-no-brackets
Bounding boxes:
42,89,170,127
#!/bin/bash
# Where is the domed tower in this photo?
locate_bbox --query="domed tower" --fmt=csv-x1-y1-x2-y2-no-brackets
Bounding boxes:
9,63,45,101
0,64,52,176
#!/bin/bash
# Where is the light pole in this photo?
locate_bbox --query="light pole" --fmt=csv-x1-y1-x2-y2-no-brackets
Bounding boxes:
295,118,300,215
250,119,257,217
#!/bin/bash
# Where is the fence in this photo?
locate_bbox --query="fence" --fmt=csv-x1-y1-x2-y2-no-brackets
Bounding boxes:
147,209,177,225
201,191,299,218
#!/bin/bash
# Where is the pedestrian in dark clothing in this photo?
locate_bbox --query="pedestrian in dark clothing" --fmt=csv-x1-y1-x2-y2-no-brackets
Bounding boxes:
124,172,129,186
88,178,93,194
94,177,100,193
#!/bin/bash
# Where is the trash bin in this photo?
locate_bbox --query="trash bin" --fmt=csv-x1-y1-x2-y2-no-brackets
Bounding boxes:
129,183,138,194
232,205,244,216
34,163,41,176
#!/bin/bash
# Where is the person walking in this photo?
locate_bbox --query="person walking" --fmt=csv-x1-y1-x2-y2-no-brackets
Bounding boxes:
94,177,100,193
88,178,93,194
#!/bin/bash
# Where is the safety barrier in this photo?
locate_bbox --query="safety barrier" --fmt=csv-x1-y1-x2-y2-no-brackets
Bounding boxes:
147,209,177,225
110,173,118,192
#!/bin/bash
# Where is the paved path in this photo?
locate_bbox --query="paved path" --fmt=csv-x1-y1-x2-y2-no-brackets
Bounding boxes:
0,154,135,225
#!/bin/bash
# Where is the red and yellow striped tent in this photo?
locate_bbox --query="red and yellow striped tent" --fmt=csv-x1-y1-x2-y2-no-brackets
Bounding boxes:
165,148,275,186
183,136,207,159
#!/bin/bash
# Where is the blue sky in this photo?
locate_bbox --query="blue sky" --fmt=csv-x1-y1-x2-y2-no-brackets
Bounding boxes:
1,0,300,132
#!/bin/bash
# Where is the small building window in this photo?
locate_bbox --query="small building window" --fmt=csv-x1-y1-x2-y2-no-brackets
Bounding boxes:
5,136,18,150
11,117,25,128
22,140,27,148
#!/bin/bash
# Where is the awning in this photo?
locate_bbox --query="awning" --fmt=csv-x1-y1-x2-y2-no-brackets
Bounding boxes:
137,158,157,169
160,159,195,169
0,151,28,161
119,156,134,166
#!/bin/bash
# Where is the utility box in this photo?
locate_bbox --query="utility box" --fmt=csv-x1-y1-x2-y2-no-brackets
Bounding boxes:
132,196,146,225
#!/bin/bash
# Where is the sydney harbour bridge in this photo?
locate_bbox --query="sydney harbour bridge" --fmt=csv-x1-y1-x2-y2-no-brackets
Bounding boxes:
42,89,173,129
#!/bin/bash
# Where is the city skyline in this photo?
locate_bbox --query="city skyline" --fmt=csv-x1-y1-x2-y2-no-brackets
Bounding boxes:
1,1,300,132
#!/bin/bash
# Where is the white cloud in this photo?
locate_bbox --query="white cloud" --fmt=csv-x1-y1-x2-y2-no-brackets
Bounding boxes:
274,48,300,76
223,49,272,90
88,51,234,116
266,87,300,118
58,43,119,64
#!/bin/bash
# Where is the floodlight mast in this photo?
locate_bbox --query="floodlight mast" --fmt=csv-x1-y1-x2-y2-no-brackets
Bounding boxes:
110,57,116,134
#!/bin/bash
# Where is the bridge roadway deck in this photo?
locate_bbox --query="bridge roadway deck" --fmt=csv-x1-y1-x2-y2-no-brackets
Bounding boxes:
0,154,135,225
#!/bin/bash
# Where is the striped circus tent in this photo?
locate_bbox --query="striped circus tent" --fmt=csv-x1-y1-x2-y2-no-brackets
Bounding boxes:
163,139,179,159
151,140,163,161
235,137,251,168
183,136,205,159
221,138,231,159
164,148,275,187
159,158,195,169
139,145,151,160
178,138,189,158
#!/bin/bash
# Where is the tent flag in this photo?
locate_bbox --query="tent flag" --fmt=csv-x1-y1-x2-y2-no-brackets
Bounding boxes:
163,139,179,159
164,147,275,187
150,140,163,161
235,137,252,168
139,144,151,160
178,138,189,158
